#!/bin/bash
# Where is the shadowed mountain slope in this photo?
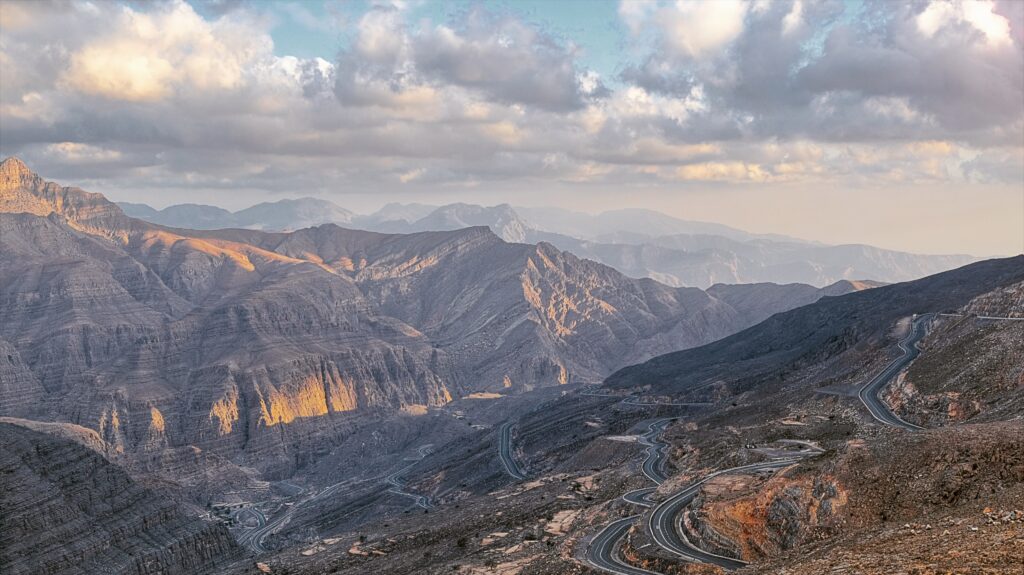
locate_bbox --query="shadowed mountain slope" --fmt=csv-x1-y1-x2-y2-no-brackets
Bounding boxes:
0,421,241,575
1,157,851,481
606,255,1024,395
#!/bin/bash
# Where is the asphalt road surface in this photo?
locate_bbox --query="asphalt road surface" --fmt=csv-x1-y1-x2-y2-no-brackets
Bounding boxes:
639,418,673,484
646,459,801,570
498,421,528,480
621,486,657,508
237,445,436,553
385,444,434,509
585,516,664,575
857,314,931,430
584,418,673,574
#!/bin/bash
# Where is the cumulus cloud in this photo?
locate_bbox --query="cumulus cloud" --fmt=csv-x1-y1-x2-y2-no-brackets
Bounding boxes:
332,3,601,112
62,5,258,101
0,0,1019,229
617,0,1022,150
657,0,749,58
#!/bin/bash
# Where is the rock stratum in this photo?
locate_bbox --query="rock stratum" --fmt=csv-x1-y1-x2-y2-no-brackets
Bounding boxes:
0,420,240,575
0,157,853,479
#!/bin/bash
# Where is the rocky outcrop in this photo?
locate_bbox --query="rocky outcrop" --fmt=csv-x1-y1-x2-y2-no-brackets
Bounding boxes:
962,279,1024,318
687,471,847,560
0,339,45,417
891,312,1024,426
0,421,241,575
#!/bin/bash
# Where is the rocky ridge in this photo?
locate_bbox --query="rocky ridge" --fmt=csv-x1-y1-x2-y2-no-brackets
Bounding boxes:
0,157,851,484
0,420,241,575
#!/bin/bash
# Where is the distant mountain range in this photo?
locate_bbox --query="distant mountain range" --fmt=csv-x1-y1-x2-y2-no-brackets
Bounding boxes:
2,156,854,478
119,198,355,231
120,197,979,288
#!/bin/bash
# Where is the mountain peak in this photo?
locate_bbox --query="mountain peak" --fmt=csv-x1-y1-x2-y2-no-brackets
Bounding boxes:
0,157,36,190
0,159,128,234
1,156,31,174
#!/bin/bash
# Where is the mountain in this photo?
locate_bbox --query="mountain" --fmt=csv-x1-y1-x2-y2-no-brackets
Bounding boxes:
118,197,354,230
359,202,531,243
353,202,439,226
0,419,241,575
349,203,977,288
514,206,794,243
238,257,1024,575
605,255,1024,395
6,157,1019,575
528,229,978,288
0,157,844,482
124,195,979,288
120,202,235,229
233,197,355,230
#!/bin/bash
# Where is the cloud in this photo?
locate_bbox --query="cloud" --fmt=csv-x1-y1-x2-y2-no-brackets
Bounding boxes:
62,1,265,102
617,0,1022,149
331,3,601,113
657,0,749,58
44,142,123,163
918,0,1012,46
675,161,767,182
0,0,1019,222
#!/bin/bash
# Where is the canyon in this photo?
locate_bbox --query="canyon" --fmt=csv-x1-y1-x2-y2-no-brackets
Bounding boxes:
0,157,854,485
1,158,1021,575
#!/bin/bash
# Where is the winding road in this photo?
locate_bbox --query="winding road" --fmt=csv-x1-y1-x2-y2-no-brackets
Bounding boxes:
586,516,663,575
584,418,673,575
586,417,821,574
234,508,268,553
237,445,436,553
638,418,673,484
857,314,932,430
385,444,434,509
646,459,800,570
498,421,528,480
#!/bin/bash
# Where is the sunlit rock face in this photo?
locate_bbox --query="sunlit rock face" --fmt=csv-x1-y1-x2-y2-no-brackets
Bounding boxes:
0,158,853,475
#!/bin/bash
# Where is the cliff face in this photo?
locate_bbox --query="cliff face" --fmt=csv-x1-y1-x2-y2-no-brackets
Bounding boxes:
0,421,241,575
0,208,458,476
0,157,131,238
0,158,853,480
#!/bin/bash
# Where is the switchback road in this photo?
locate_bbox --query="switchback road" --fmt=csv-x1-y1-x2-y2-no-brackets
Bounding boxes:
586,516,664,575
639,418,673,484
857,314,931,430
584,418,672,575
238,445,436,553
646,459,800,570
385,444,434,509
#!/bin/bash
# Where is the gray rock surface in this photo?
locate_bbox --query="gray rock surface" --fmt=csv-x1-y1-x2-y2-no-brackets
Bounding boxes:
0,157,854,478
0,421,241,575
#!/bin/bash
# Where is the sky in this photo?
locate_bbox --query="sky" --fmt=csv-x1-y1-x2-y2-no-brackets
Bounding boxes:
0,0,1022,255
